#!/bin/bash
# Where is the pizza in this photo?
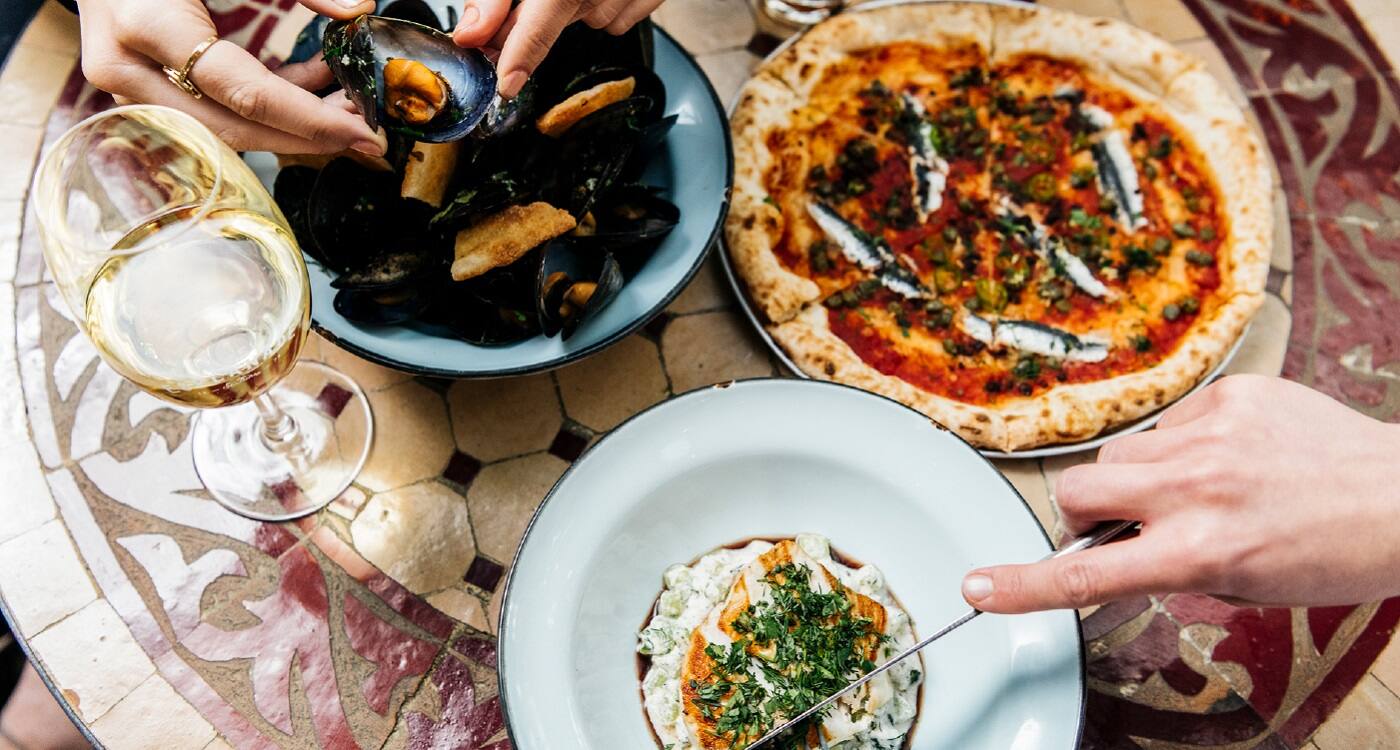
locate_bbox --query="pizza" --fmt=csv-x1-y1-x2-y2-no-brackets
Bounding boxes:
725,2,1272,451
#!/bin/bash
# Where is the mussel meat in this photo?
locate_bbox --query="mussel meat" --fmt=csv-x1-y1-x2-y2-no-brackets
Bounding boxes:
324,15,496,142
536,240,624,339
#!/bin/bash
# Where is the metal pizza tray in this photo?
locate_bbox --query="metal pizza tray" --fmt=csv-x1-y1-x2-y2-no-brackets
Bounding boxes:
715,0,1251,459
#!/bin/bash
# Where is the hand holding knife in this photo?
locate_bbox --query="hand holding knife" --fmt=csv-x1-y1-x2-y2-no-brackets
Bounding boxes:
742,520,1139,750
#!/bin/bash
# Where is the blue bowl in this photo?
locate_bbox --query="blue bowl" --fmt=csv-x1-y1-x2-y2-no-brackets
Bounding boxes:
246,24,731,377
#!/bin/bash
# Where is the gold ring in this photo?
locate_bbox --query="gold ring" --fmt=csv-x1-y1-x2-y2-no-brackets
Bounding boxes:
163,35,219,100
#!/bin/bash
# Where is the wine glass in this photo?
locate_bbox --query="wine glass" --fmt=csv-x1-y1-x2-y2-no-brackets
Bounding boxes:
33,104,374,522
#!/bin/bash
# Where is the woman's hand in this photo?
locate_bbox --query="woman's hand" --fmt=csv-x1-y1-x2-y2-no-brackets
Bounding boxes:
451,0,666,97
76,0,387,154
962,374,1400,613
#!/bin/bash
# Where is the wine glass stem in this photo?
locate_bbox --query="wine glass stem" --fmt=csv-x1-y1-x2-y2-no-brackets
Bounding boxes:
253,392,307,466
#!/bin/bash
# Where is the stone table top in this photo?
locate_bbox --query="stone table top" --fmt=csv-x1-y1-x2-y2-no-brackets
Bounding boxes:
1,0,1400,747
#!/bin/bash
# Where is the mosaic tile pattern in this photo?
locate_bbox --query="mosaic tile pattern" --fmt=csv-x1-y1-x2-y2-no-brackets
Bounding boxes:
0,0,1398,747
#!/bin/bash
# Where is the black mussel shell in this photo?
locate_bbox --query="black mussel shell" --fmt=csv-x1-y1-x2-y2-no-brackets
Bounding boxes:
458,246,541,307
545,97,650,216
536,240,624,339
331,245,438,290
323,15,496,142
573,184,679,254
307,158,400,273
273,166,321,265
334,283,435,326
378,0,444,30
473,77,540,140
563,66,666,122
636,113,678,157
442,295,540,345
429,169,534,231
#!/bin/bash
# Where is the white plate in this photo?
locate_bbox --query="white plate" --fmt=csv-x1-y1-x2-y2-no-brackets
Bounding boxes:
498,379,1085,749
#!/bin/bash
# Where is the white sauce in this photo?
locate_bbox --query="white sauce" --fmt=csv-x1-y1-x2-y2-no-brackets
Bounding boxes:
638,535,922,749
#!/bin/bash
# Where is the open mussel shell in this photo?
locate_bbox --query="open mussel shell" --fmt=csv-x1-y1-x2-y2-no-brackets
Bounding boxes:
473,76,539,140
330,244,438,290
323,15,496,143
334,276,437,326
545,97,651,216
536,240,624,340
573,184,679,254
307,157,401,273
563,66,666,121
437,247,543,345
273,165,321,265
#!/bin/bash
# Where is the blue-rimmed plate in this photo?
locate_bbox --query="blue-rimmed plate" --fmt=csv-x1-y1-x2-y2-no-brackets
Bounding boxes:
498,379,1086,749
246,20,730,378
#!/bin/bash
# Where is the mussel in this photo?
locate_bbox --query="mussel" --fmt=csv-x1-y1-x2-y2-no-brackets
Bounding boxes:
572,184,679,255
536,240,624,340
273,165,320,265
324,15,496,142
306,157,401,273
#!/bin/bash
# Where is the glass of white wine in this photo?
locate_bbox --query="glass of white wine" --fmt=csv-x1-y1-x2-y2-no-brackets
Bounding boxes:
33,105,374,522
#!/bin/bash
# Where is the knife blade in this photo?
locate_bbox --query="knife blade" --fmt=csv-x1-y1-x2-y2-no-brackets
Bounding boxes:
742,520,1138,750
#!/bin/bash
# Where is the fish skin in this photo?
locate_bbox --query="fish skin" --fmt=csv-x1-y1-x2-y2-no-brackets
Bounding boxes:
1047,236,1115,300
997,199,1115,300
996,320,1109,362
807,201,892,270
808,201,930,300
1077,104,1147,231
959,313,1109,362
900,93,949,221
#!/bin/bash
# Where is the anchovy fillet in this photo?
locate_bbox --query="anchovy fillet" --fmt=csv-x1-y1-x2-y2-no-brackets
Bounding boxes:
806,201,892,270
998,198,1115,300
900,94,949,222
959,313,1109,363
1078,104,1147,231
807,201,929,300
1046,236,1114,299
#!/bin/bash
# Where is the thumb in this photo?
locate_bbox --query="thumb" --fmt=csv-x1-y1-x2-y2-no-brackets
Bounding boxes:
960,538,1179,614
298,0,376,20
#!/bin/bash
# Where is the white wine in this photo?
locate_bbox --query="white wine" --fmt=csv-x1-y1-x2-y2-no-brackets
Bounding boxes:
84,205,310,408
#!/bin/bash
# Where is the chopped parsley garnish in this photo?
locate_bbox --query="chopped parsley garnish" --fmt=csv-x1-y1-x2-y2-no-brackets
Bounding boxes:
688,562,888,749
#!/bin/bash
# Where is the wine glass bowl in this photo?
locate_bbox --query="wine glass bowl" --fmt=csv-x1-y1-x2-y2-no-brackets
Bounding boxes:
33,105,373,522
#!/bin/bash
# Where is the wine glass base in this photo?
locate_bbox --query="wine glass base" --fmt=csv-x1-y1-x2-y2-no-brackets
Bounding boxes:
191,361,373,522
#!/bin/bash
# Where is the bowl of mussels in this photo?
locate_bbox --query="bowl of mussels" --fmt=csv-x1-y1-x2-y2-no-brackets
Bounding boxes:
245,0,731,377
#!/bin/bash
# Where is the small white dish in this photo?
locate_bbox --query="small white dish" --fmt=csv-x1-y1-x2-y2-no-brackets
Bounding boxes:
498,379,1085,749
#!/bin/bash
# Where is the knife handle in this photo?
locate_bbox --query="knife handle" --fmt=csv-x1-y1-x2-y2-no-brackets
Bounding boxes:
1046,520,1138,560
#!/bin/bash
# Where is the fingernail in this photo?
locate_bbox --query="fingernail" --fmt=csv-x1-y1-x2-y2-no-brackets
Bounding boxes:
334,0,370,8
455,5,479,31
499,70,528,98
351,139,384,156
962,574,994,602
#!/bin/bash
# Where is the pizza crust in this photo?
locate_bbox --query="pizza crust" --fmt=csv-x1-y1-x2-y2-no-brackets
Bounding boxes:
762,4,995,97
727,74,822,322
730,2,1274,451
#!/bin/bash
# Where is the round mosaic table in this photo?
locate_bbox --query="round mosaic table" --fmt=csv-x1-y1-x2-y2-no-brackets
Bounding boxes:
1,0,1399,747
